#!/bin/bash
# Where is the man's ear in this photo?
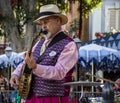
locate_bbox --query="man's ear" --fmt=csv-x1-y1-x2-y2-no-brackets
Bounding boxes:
56,17,62,24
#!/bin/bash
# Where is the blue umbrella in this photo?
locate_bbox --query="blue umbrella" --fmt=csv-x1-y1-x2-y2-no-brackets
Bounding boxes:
17,51,25,59
79,44,118,63
12,55,24,68
112,51,120,59
78,44,118,85
0,52,23,69
78,44,118,72
99,53,120,72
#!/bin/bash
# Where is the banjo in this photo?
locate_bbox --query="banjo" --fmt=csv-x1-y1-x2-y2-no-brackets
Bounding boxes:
18,29,48,99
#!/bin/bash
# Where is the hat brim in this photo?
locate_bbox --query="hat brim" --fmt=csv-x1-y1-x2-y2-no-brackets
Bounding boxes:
34,13,68,25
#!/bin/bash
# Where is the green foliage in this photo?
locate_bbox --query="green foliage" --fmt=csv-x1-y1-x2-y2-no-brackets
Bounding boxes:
14,5,25,35
0,13,14,36
22,0,69,37
0,15,4,35
68,0,102,18
0,0,102,37
82,0,103,17
0,0,69,37
102,32,113,36
0,25,4,36
38,0,69,12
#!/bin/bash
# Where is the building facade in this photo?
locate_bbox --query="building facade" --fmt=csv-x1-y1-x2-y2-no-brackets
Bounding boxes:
89,0,120,40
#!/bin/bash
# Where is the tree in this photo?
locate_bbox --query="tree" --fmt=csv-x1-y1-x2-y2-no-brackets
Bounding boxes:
0,0,102,52
0,0,68,52
0,0,37,52
68,0,102,38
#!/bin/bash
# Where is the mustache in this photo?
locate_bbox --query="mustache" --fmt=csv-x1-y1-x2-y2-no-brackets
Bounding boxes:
39,29,48,35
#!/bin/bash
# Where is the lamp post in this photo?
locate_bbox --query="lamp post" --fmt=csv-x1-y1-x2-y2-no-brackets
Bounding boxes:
5,46,13,102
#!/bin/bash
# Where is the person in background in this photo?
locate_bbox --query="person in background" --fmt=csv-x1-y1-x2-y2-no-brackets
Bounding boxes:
0,71,9,103
73,30,81,43
10,4,78,103
95,86,102,97
10,87,17,103
0,71,9,89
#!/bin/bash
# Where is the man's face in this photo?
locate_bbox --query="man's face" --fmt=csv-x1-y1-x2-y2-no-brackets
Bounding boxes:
39,16,61,38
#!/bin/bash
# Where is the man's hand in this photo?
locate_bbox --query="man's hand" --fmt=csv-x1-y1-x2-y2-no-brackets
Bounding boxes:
24,51,37,69
10,74,19,87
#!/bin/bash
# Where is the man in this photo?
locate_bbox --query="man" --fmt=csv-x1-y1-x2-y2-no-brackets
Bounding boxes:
10,4,78,103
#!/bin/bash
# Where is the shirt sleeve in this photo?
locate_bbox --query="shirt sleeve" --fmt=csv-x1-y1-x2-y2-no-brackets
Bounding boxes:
12,61,25,77
11,41,40,77
33,41,78,80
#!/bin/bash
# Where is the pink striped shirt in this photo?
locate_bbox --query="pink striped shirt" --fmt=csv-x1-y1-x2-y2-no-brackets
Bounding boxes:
12,41,78,80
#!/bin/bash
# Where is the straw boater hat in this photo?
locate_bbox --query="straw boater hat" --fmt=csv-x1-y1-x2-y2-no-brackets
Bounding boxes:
34,4,68,25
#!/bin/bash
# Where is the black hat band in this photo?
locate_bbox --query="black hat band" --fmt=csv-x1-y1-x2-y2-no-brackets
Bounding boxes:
38,12,60,18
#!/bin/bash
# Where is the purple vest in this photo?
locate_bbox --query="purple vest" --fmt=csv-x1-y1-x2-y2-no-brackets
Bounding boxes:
32,32,75,97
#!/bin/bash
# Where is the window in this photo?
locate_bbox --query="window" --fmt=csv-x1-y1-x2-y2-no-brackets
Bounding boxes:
108,8,120,32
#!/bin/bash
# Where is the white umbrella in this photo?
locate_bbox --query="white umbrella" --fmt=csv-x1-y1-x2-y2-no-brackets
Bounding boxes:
78,44,118,92
79,44,118,63
0,52,23,69
17,51,25,59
